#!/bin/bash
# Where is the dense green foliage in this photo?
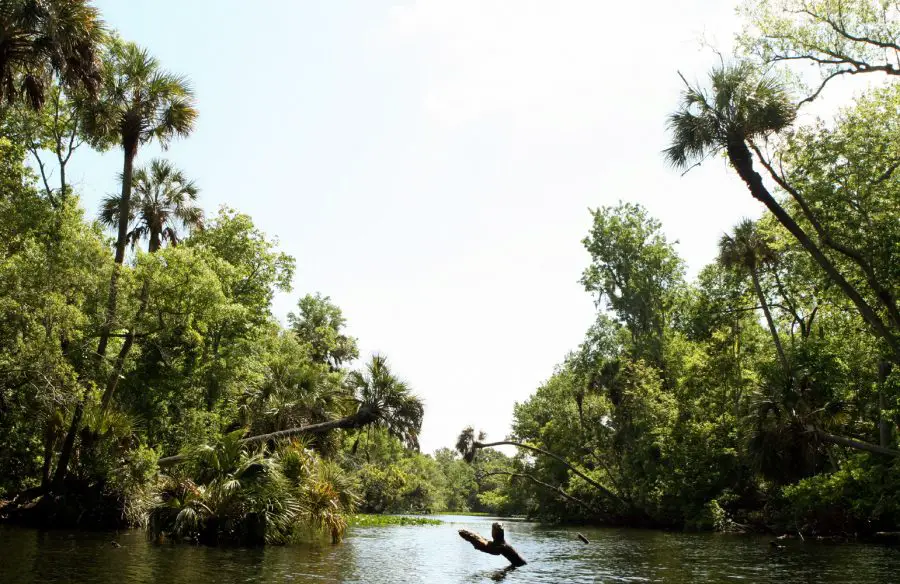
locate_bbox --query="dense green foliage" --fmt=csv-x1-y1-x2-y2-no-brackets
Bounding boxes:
454,0,900,536
1,0,898,544
0,2,439,544
348,514,442,527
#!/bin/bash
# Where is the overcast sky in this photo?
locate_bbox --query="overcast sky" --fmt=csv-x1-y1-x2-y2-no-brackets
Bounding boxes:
64,1,845,453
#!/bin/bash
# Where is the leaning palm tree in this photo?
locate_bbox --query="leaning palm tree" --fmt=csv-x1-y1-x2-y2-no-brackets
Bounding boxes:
157,354,425,467
345,354,425,450
99,159,203,253
0,0,104,109
719,219,789,377
665,62,900,361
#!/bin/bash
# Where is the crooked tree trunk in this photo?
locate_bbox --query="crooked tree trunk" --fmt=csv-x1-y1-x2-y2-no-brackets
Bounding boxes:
751,145,900,332
52,398,83,490
809,425,900,457
480,471,595,512
157,411,375,467
474,440,623,507
40,436,57,489
750,267,790,377
99,279,150,416
458,522,526,567
726,140,900,364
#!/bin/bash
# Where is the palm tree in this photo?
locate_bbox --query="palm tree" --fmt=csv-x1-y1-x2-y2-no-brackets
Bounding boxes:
719,219,789,377
149,435,356,545
665,62,900,362
157,354,425,467
0,0,104,109
54,44,196,487
344,354,424,450
94,161,202,416
149,431,301,545
85,39,196,356
99,159,203,253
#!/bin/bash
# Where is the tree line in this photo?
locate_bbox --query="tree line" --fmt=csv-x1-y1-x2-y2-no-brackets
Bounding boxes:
456,0,900,536
0,0,485,544
1,0,897,543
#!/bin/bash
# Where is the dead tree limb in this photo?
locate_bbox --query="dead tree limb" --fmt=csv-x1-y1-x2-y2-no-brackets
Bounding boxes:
458,522,526,567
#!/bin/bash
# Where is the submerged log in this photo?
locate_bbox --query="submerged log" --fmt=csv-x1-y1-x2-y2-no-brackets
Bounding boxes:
458,522,527,567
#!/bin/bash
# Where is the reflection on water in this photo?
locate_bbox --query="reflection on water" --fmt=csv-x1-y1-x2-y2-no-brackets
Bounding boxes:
2,515,899,583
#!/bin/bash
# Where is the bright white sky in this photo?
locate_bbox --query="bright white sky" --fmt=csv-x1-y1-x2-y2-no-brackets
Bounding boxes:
62,1,856,453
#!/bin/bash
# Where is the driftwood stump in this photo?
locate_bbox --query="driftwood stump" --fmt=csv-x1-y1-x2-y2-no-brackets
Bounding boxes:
458,522,527,567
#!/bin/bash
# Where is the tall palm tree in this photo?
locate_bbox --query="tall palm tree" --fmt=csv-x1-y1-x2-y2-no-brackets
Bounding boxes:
719,219,789,377
99,159,203,253
0,0,104,109
85,38,196,358
94,160,202,416
54,46,196,488
665,62,900,362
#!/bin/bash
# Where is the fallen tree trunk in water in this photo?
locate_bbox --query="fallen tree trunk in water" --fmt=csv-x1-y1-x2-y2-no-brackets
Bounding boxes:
458,522,527,567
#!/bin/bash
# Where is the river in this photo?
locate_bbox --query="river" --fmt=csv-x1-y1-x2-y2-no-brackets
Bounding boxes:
1,515,898,583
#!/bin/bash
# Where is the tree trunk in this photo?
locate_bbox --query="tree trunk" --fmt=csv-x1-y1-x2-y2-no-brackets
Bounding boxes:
879,361,893,448
52,400,83,490
458,523,527,567
156,411,374,467
473,440,623,507
40,436,57,489
726,140,900,363
96,139,138,359
480,470,595,512
808,425,900,457
54,139,139,490
100,221,166,418
750,145,900,331
148,228,161,254
750,267,790,377
99,281,149,416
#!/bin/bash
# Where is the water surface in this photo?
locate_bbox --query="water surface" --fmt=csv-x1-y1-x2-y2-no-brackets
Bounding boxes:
2,515,898,583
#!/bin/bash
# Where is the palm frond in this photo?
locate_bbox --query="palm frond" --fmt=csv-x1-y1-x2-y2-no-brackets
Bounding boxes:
665,62,795,170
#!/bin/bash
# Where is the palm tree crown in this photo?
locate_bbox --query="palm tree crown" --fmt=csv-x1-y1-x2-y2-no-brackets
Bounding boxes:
0,0,105,109
346,354,424,450
83,39,196,153
83,38,197,268
99,158,203,253
719,219,789,376
664,62,795,169
718,219,775,273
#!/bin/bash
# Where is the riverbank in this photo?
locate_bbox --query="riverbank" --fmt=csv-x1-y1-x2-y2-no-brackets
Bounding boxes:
349,514,441,527
3,516,900,583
